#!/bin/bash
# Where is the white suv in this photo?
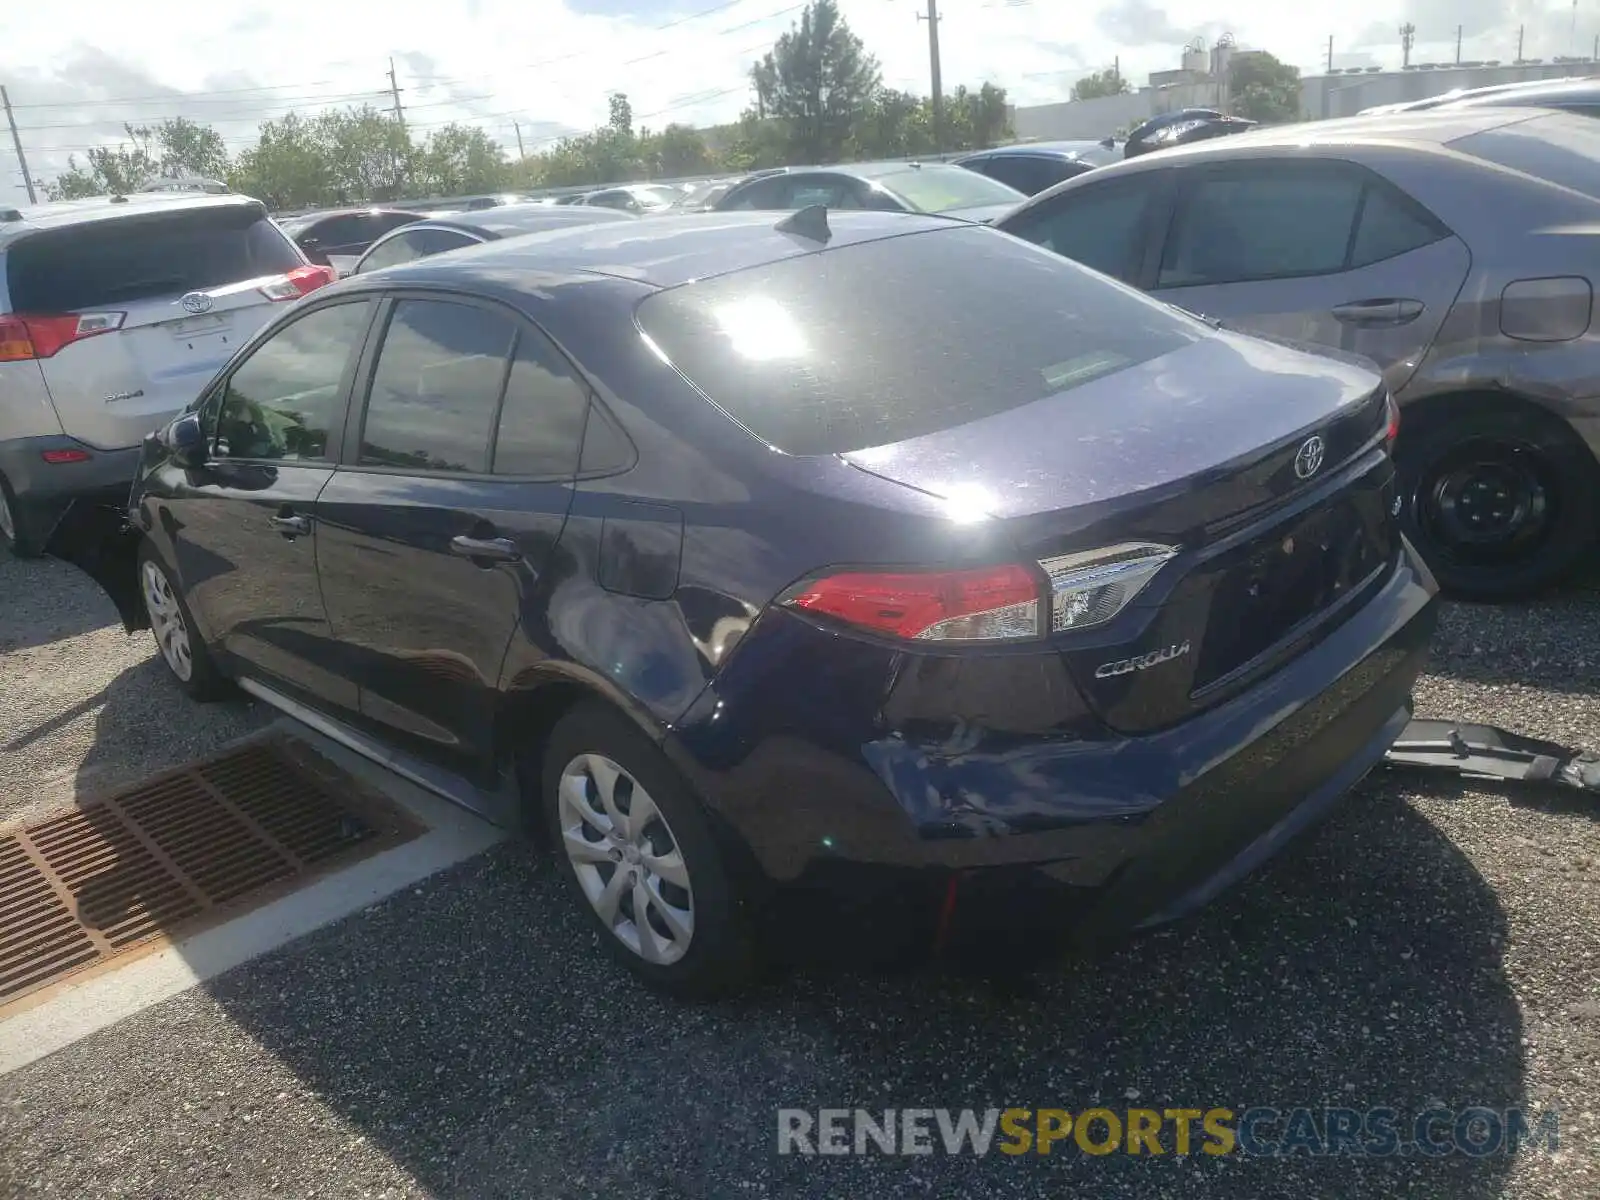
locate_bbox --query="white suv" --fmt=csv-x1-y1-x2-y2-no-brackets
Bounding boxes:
0,192,334,555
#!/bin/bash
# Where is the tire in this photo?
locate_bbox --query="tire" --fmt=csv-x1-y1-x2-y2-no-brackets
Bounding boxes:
1394,401,1600,601
540,702,754,997
0,473,44,559
136,542,230,701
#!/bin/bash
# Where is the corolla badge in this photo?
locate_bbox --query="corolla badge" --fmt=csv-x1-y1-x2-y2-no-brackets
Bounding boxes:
1293,435,1326,481
180,292,213,315
1094,640,1192,679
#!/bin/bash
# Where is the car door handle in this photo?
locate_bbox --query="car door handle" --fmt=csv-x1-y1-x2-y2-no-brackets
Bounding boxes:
449,535,520,563
269,514,311,537
1332,299,1424,327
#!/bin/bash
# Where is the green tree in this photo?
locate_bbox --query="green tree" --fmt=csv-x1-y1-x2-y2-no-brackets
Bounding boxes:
44,124,155,199
1229,51,1302,123
312,106,416,202
149,117,230,179
945,83,1012,150
751,0,881,163
1071,68,1129,101
229,112,332,208
643,124,717,177
416,124,507,196
851,88,932,158
722,109,791,171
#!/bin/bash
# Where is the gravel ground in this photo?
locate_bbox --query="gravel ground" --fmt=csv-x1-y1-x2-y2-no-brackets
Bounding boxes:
1,547,1597,1199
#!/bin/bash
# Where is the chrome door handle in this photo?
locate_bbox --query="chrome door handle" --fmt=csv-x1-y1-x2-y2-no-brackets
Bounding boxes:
269,514,311,536
449,535,520,563
1332,299,1423,327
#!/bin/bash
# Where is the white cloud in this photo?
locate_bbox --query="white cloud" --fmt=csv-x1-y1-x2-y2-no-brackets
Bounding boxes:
1,0,1593,203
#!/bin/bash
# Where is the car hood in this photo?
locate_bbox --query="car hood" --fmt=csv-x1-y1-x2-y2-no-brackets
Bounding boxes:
840,328,1385,522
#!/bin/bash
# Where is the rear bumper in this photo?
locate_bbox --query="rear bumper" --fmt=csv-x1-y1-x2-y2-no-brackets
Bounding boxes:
668,539,1439,938
0,435,140,545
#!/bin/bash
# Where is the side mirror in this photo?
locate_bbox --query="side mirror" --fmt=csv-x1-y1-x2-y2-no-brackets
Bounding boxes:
167,412,208,467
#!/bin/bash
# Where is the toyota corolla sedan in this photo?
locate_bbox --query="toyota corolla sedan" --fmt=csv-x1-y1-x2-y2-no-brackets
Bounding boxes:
65,211,1438,995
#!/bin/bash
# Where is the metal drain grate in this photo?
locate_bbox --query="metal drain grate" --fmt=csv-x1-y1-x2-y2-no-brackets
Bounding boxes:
0,737,421,1011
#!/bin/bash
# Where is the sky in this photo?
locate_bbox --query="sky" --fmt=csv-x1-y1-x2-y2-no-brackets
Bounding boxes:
2,0,1594,203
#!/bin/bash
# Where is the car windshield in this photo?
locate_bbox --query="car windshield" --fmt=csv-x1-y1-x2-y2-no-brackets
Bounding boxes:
871,165,1025,213
632,186,678,209
636,224,1202,456
6,206,303,311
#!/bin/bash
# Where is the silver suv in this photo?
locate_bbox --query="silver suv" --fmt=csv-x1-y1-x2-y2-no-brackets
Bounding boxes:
0,192,333,555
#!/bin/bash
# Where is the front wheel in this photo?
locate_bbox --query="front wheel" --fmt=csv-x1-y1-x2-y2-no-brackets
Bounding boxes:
137,543,230,701
1395,404,1599,601
541,703,753,997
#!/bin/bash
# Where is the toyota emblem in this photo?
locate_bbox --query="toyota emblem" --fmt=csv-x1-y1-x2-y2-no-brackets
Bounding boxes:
1293,435,1326,481
180,292,213,315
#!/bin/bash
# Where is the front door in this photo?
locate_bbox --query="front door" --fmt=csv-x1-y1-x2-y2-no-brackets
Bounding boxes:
314,295,587,774
168,298,376,710
1147,159,1471,395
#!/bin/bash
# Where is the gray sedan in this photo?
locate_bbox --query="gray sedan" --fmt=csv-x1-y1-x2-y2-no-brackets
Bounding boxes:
994,107,1600,600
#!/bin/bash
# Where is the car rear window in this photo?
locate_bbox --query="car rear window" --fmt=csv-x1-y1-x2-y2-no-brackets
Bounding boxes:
636,225,1203,456
872,165,1024,213
1451,112,1600,200
6,204,303,313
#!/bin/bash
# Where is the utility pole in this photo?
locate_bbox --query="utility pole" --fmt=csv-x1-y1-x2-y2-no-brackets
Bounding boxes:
1,86,37,207
1517,24,1525,61
1399,22,1416,69
1326,35,1334,73
916,0,944,153
1455,25,1463,65
387,58,406,136
1113,55,1120,86
514,121,526,158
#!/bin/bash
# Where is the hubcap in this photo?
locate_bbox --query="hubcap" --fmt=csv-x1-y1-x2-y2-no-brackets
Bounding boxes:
142,561,194,682
558,753,694,965
1417,441,1554,566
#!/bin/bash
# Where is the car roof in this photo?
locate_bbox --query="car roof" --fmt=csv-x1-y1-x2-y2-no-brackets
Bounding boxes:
1445,77,1600,106
0,191,265,246
962,140,1113,159
399,203,639,239
360,209,960,292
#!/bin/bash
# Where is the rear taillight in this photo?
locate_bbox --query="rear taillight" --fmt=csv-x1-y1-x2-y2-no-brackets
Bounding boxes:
782,564,1045,643
259,264,337,302
41,448,91,464
1384,391,1401,446
0,312,125,361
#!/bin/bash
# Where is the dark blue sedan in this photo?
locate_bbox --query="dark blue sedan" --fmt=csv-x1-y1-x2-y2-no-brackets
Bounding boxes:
69,210,1438,995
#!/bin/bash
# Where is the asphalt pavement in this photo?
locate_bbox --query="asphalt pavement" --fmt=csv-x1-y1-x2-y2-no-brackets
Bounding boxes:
1,544,1597,1199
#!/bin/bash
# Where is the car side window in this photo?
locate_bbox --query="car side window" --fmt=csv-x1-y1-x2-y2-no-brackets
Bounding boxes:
721,177,787,209
360,299,516,474
214,301,372,462
976,156,1061,195
1348,184,1450,267
1002,176,1157,284
358,228,477,274
1158,166,1365,287
492,328,591,477
782,178,857,209
310,215,361,246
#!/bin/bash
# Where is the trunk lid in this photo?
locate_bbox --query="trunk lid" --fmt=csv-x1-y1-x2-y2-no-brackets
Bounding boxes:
843,330,1397,732
5,201,313,450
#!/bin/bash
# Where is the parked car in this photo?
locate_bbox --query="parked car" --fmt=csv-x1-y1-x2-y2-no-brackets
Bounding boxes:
69,210,1436,995
670,170,787,213
1123,109,1258,158
712,161,1025,223
276,208,424,267
1359,76,1592,116
578,184,681,215
953,139,1121,195
994,106,1600,599
350,203,637,275
0,192,333,556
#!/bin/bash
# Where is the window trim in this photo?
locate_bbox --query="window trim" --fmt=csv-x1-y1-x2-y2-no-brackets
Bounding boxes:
1155,157,1452,290
337,285,635,484
1002,167,1174,287
201,296,381,467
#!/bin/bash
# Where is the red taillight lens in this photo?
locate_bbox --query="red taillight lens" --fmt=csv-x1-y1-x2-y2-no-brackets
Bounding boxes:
784,564,1045,643
0,312,124,361
260,264,337,302
41,448,92,464
1384,392,1401,446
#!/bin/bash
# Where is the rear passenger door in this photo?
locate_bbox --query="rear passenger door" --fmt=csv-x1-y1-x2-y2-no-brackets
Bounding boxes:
313,294,590,775
1148,159,1471,394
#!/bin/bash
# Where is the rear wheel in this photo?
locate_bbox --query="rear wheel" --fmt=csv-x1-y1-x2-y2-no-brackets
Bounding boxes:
0,474,44,558
540,702,753,997
137,543,229,701
1395,402,1599,601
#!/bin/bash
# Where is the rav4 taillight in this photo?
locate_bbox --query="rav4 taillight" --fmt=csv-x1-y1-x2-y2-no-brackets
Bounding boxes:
259,264,337,302
0,312,125,362
1384,391,1401,446
782,564,1046,643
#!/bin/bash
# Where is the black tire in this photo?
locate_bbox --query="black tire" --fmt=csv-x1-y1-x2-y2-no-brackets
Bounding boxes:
0,473,44,559
136,541,231,701
540,702,754,998
1395,401,1600,601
